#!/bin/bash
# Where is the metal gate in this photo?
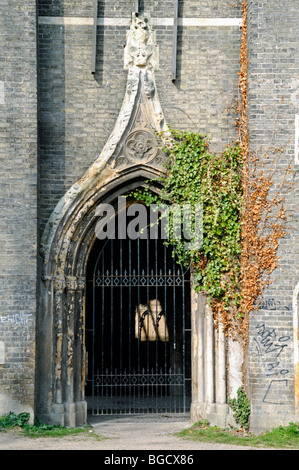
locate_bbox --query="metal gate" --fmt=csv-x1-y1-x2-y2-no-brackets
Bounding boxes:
85,215,191,415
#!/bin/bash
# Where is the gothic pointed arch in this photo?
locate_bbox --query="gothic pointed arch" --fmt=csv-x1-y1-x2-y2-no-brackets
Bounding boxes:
36,12,236,428
36,12,171,425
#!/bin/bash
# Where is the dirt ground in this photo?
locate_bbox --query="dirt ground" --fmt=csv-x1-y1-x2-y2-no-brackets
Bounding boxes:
0,414,268,451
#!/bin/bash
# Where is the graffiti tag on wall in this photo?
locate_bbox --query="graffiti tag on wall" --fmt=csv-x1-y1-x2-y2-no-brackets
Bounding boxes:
253,322,291,405
0,311,33,325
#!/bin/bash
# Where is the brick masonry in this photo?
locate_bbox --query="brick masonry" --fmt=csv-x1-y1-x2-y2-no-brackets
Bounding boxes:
0,0,298,432
37,0,242,232
0,0,37,416
247,0,299,432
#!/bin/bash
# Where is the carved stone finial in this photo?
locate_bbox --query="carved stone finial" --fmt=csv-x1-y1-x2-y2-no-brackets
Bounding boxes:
112,12,170,171
124,12,159,71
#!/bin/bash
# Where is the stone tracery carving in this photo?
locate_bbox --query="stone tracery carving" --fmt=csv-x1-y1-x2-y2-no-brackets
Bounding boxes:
125,129,158,164
114,12,168,171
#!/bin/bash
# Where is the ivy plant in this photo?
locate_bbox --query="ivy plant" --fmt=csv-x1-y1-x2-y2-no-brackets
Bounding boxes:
228,387,251,430
132,128,243,322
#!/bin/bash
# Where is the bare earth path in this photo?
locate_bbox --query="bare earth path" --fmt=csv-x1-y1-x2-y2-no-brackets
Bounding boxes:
0,414,267,451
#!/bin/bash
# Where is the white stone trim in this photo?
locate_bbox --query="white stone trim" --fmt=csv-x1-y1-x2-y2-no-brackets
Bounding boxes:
38,17,93,25
295,114,299,165
38,16,243,27
0,81,4,105
0,341,5,365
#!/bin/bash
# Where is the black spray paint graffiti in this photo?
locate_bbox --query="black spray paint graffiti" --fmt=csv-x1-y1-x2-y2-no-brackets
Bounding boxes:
260,298,292,311
253,323,291,405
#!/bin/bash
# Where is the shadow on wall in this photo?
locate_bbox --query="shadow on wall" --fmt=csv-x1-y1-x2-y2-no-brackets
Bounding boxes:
172,0,185,90
92,0,105,86
38,0,66,234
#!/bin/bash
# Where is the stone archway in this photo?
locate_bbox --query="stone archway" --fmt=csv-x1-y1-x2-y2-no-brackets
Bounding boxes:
36,169,243,427
37,170,165,426
36,13,171,426
36,11,242,428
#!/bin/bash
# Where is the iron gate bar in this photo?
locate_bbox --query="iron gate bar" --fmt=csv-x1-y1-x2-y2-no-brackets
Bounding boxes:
182,255,186,410
92,368,186,415
120,238,123,397
129,236,132,377
164,243,167,388
94,368,184,386
137,233,140,395
155,237,158,410
173,255,176,410
147,231,150,401
101,252,104,381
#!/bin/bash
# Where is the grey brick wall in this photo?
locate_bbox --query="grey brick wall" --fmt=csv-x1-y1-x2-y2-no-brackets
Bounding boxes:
37,0,242,19
247,0,299,432
0,1,37,415
37,0,242,232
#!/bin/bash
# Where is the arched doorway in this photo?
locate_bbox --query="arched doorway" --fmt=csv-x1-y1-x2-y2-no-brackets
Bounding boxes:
37,168,239,427
85,204,191,415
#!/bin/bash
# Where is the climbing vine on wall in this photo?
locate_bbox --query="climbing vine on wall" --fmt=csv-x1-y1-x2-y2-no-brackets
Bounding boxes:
133,0,293,344
236,0,293,346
